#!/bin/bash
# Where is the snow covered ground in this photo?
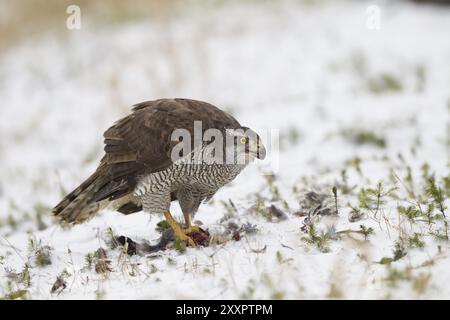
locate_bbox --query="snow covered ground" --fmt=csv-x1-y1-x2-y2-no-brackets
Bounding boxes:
0,0,449,299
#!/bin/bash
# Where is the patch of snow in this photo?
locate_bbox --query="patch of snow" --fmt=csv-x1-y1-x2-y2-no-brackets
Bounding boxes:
0,0,449,299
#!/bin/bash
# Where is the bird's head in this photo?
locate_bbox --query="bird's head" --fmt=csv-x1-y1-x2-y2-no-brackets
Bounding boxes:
227,127,266,163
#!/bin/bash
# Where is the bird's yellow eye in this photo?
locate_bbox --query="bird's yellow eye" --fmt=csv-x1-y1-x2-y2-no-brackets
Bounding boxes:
240,137,248,144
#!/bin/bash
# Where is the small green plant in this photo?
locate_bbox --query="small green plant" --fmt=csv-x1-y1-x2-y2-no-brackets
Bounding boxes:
27,237,52,267
431,221,449,241
149,264,158,274
408,233,425,249
359,225,374,240
393,241,408,261
398,205,422,222
426,177,446,218
2,289,28,300
104,227,120,249
35,247,52,267
156,220,171,233
84,252,95,270
358,182,397,217
379,240,407,264
302,224,331,253
341,129,386,148
276,251,283,264
248,194,267,221
336,225,373,241
20,263,31,288
367,73,403,94
276,251,293,264
348,205,364,222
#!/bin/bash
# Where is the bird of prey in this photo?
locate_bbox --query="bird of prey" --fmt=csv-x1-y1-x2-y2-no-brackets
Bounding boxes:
53,98,266,246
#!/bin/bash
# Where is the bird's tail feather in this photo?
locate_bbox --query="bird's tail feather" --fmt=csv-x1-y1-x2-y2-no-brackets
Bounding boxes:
53,172,108,224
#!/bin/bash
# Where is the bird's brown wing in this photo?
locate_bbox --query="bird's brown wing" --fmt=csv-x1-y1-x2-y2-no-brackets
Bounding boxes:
91,98,241,203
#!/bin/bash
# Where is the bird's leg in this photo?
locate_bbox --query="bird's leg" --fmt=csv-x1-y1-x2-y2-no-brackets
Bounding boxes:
183,212,200,234
163,211,196,247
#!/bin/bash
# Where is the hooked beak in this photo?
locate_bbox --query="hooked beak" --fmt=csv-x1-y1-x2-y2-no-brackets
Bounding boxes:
256,144,266,160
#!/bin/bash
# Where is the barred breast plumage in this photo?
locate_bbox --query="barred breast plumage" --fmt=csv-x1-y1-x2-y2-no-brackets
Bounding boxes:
134,154,247,217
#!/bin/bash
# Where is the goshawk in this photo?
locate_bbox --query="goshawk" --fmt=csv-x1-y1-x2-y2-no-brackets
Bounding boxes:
53,98,266,246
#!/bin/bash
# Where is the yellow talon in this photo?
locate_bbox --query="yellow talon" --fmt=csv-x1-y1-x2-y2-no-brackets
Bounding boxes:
164,211,197,247
184,225,201,234
176,230,197,248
